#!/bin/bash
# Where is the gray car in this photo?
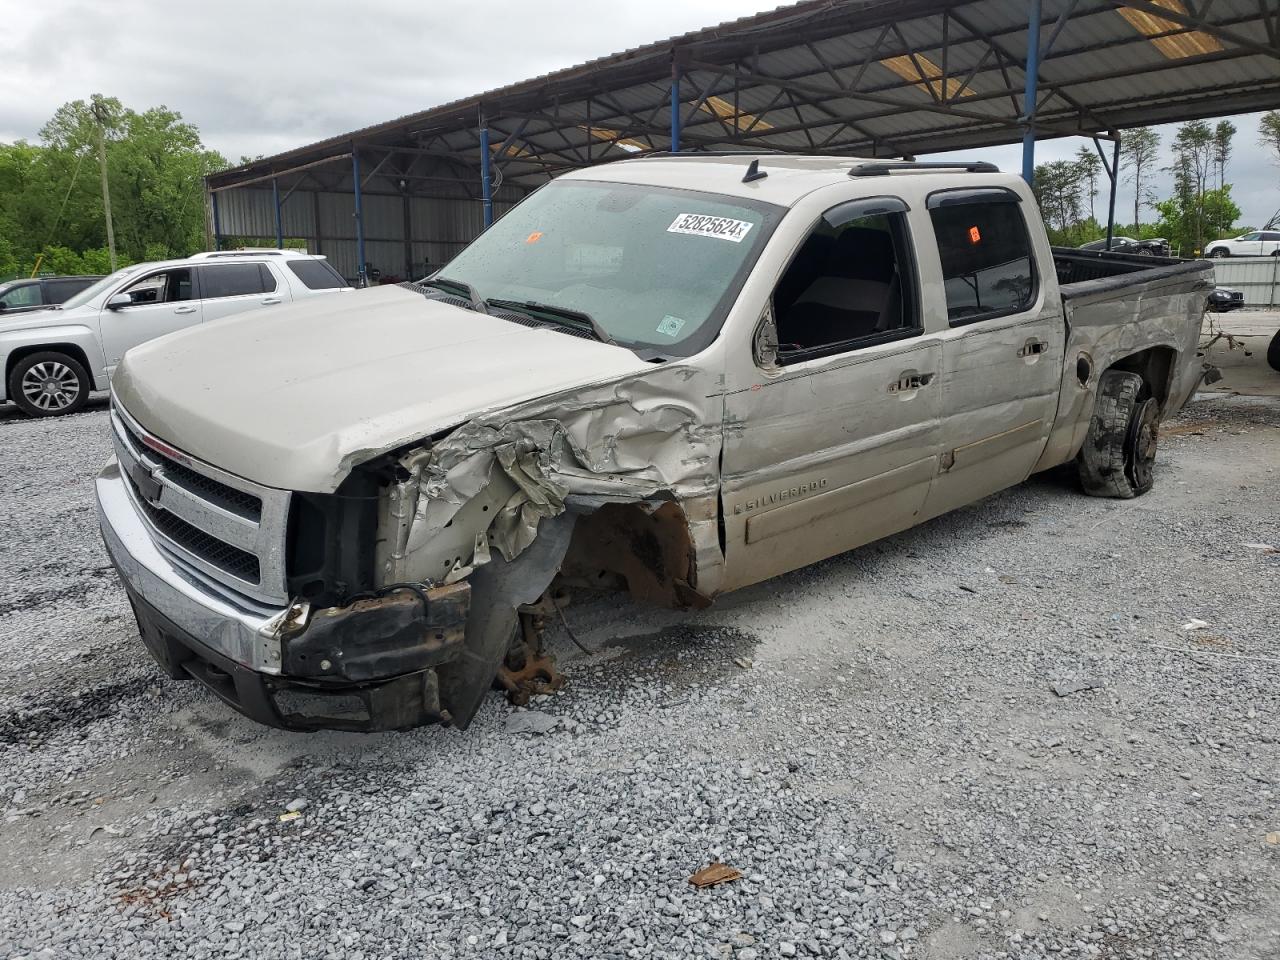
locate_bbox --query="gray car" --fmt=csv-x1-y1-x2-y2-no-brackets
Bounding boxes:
0,275,102,315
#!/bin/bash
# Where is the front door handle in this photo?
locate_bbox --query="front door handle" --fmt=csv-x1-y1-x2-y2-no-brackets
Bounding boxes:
1018,338,1048,358
174,305,197,315
888,371,935,395
262,297,282,305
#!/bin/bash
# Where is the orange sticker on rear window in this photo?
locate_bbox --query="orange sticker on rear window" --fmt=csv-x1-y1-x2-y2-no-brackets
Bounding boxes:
526,231,543,244
968,225,982,244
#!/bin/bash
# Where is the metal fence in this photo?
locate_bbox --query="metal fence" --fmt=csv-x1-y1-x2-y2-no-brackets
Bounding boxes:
1211,257,1280,309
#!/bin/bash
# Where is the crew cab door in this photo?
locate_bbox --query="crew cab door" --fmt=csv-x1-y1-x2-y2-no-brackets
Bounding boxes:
719,197,942,590
99,266,202,373
198,262,286,322
916,187,1061,521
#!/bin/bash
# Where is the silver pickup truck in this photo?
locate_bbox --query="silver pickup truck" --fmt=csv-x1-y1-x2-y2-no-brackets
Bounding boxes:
95,156,1215,732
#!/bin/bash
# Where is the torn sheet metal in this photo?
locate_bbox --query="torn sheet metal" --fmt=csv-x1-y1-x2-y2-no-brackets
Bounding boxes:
377,364,726,597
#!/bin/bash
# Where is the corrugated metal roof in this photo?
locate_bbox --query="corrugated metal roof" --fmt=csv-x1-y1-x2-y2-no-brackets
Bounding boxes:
208,0,1280,192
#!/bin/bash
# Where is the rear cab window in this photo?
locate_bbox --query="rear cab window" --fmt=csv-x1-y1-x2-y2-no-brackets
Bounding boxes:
928,188,1037,325
201,263,271,299
286,259,348,290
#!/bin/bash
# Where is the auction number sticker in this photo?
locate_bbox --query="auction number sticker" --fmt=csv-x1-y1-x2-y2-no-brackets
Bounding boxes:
667,213,754,243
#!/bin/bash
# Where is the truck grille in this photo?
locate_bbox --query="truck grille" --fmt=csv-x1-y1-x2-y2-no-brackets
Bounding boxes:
111,402,290,604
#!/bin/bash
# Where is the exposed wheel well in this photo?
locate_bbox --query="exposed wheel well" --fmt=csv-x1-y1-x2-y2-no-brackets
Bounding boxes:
1105,346,1177,411
5,343,98,391
556,500,710,610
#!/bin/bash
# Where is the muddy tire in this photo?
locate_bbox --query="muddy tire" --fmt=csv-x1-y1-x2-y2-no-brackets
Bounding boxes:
1078,370,1158,499
1268,330,1280,373
8,350,90,417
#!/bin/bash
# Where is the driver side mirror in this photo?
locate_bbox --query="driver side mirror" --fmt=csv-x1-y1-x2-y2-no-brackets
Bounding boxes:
0,302,8,312
106,293,132,310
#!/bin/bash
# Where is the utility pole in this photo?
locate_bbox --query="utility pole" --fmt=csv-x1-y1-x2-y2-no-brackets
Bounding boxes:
90,96,117,271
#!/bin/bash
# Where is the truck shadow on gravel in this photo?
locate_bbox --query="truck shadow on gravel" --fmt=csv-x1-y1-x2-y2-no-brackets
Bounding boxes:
566,622,762,696
0,674,154,747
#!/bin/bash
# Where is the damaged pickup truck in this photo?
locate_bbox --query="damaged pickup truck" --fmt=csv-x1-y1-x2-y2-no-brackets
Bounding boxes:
96,155,1216,732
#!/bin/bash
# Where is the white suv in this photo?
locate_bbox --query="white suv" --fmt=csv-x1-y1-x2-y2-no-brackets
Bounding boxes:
1,250,351,417
1204,230,1280,258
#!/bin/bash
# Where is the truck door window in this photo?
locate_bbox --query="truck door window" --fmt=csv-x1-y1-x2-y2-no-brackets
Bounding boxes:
121,269,195,305
928,189,1036,325
772,206,919,364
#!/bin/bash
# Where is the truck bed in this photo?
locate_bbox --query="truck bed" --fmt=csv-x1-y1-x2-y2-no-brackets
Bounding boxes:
1034,247,1214,472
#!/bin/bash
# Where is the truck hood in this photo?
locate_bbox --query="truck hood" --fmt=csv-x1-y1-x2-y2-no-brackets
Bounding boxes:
112,284,651,493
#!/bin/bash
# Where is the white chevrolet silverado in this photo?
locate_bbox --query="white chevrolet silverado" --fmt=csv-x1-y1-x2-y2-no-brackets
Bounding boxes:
96,155,1216,732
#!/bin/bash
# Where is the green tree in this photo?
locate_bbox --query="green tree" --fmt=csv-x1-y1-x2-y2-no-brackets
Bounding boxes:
1074,147,1103,222
1154,185,1241,256
0,95,227,276
1033,159,1085,238
1262,111,1280,170
1120,127,1160,234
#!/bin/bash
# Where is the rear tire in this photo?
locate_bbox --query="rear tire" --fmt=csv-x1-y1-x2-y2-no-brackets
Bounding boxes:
1208,248,1229,258
1267,330,1280,373
1078,370,1158,499
7,351,90,418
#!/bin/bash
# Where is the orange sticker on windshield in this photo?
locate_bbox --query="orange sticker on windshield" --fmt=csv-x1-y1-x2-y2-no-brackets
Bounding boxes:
526,231,543,244
968,225,982,244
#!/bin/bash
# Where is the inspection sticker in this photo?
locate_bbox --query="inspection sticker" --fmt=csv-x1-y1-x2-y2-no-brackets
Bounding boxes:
656,314,686,337
667,213,754,243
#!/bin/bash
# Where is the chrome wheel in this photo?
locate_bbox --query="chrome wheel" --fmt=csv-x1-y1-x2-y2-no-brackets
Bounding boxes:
20,360,81,412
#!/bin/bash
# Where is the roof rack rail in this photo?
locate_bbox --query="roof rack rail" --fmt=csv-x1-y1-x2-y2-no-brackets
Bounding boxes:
635,148,789,159
850,160,999,177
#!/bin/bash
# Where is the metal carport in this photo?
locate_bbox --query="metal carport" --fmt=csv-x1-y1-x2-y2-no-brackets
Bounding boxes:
205,0,1280,283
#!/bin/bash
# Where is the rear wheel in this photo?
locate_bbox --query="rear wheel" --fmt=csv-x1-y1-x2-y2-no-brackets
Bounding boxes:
1078,370,1158,499
1267,330,1280,373
1208,248,1230,258
8,351,90,417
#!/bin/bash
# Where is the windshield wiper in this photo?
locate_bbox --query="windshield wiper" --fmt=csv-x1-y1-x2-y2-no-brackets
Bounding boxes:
419,276,486,312
486,298,616,345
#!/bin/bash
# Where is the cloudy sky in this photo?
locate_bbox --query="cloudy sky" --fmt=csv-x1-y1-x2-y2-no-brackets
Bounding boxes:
2,0,1277,228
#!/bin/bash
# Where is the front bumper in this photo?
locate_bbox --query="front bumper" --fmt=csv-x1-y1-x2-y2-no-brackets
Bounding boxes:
96,460,470,731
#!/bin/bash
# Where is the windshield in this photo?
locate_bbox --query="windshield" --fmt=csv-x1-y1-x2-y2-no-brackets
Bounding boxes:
433,179,783,354
58,265,145,310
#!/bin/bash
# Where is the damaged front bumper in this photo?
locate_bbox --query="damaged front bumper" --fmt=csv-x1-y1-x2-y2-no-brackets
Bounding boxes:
96,461,470,732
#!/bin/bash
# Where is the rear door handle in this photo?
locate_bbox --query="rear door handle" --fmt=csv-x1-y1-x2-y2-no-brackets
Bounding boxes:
262,297,282,305
174,305,197,315
1018,338,1048,358
888,371,935,394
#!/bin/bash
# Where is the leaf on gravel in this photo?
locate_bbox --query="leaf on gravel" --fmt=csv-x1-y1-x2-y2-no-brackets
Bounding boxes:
1181,619,1209,631
733,657,753,670
1266,832,1280,845
689,863,742,888
1241,543,1277,554
278,811,302,822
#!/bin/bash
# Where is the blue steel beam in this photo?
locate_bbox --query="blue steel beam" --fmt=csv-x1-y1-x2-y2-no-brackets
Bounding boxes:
1021,0,1043,185
210,191,221,251
352,150,366,286
480,123,494,228
272,177,283,249
670,61,681,152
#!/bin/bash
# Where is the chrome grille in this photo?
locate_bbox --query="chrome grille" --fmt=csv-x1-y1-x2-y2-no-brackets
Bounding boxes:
111,402,290,604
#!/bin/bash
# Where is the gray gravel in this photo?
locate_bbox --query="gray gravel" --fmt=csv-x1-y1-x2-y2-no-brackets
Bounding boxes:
0,392,1277,959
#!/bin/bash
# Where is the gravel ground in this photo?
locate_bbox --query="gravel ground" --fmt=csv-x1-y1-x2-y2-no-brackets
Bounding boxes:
0,392,1276,960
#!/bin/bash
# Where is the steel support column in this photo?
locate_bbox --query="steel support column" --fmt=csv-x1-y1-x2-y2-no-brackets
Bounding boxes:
1021,0,1043,185
1105,135,1121,250
480,122,494,229
210,190,222,251
272,177,283,249
352,149,366,286
670,60,681,152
